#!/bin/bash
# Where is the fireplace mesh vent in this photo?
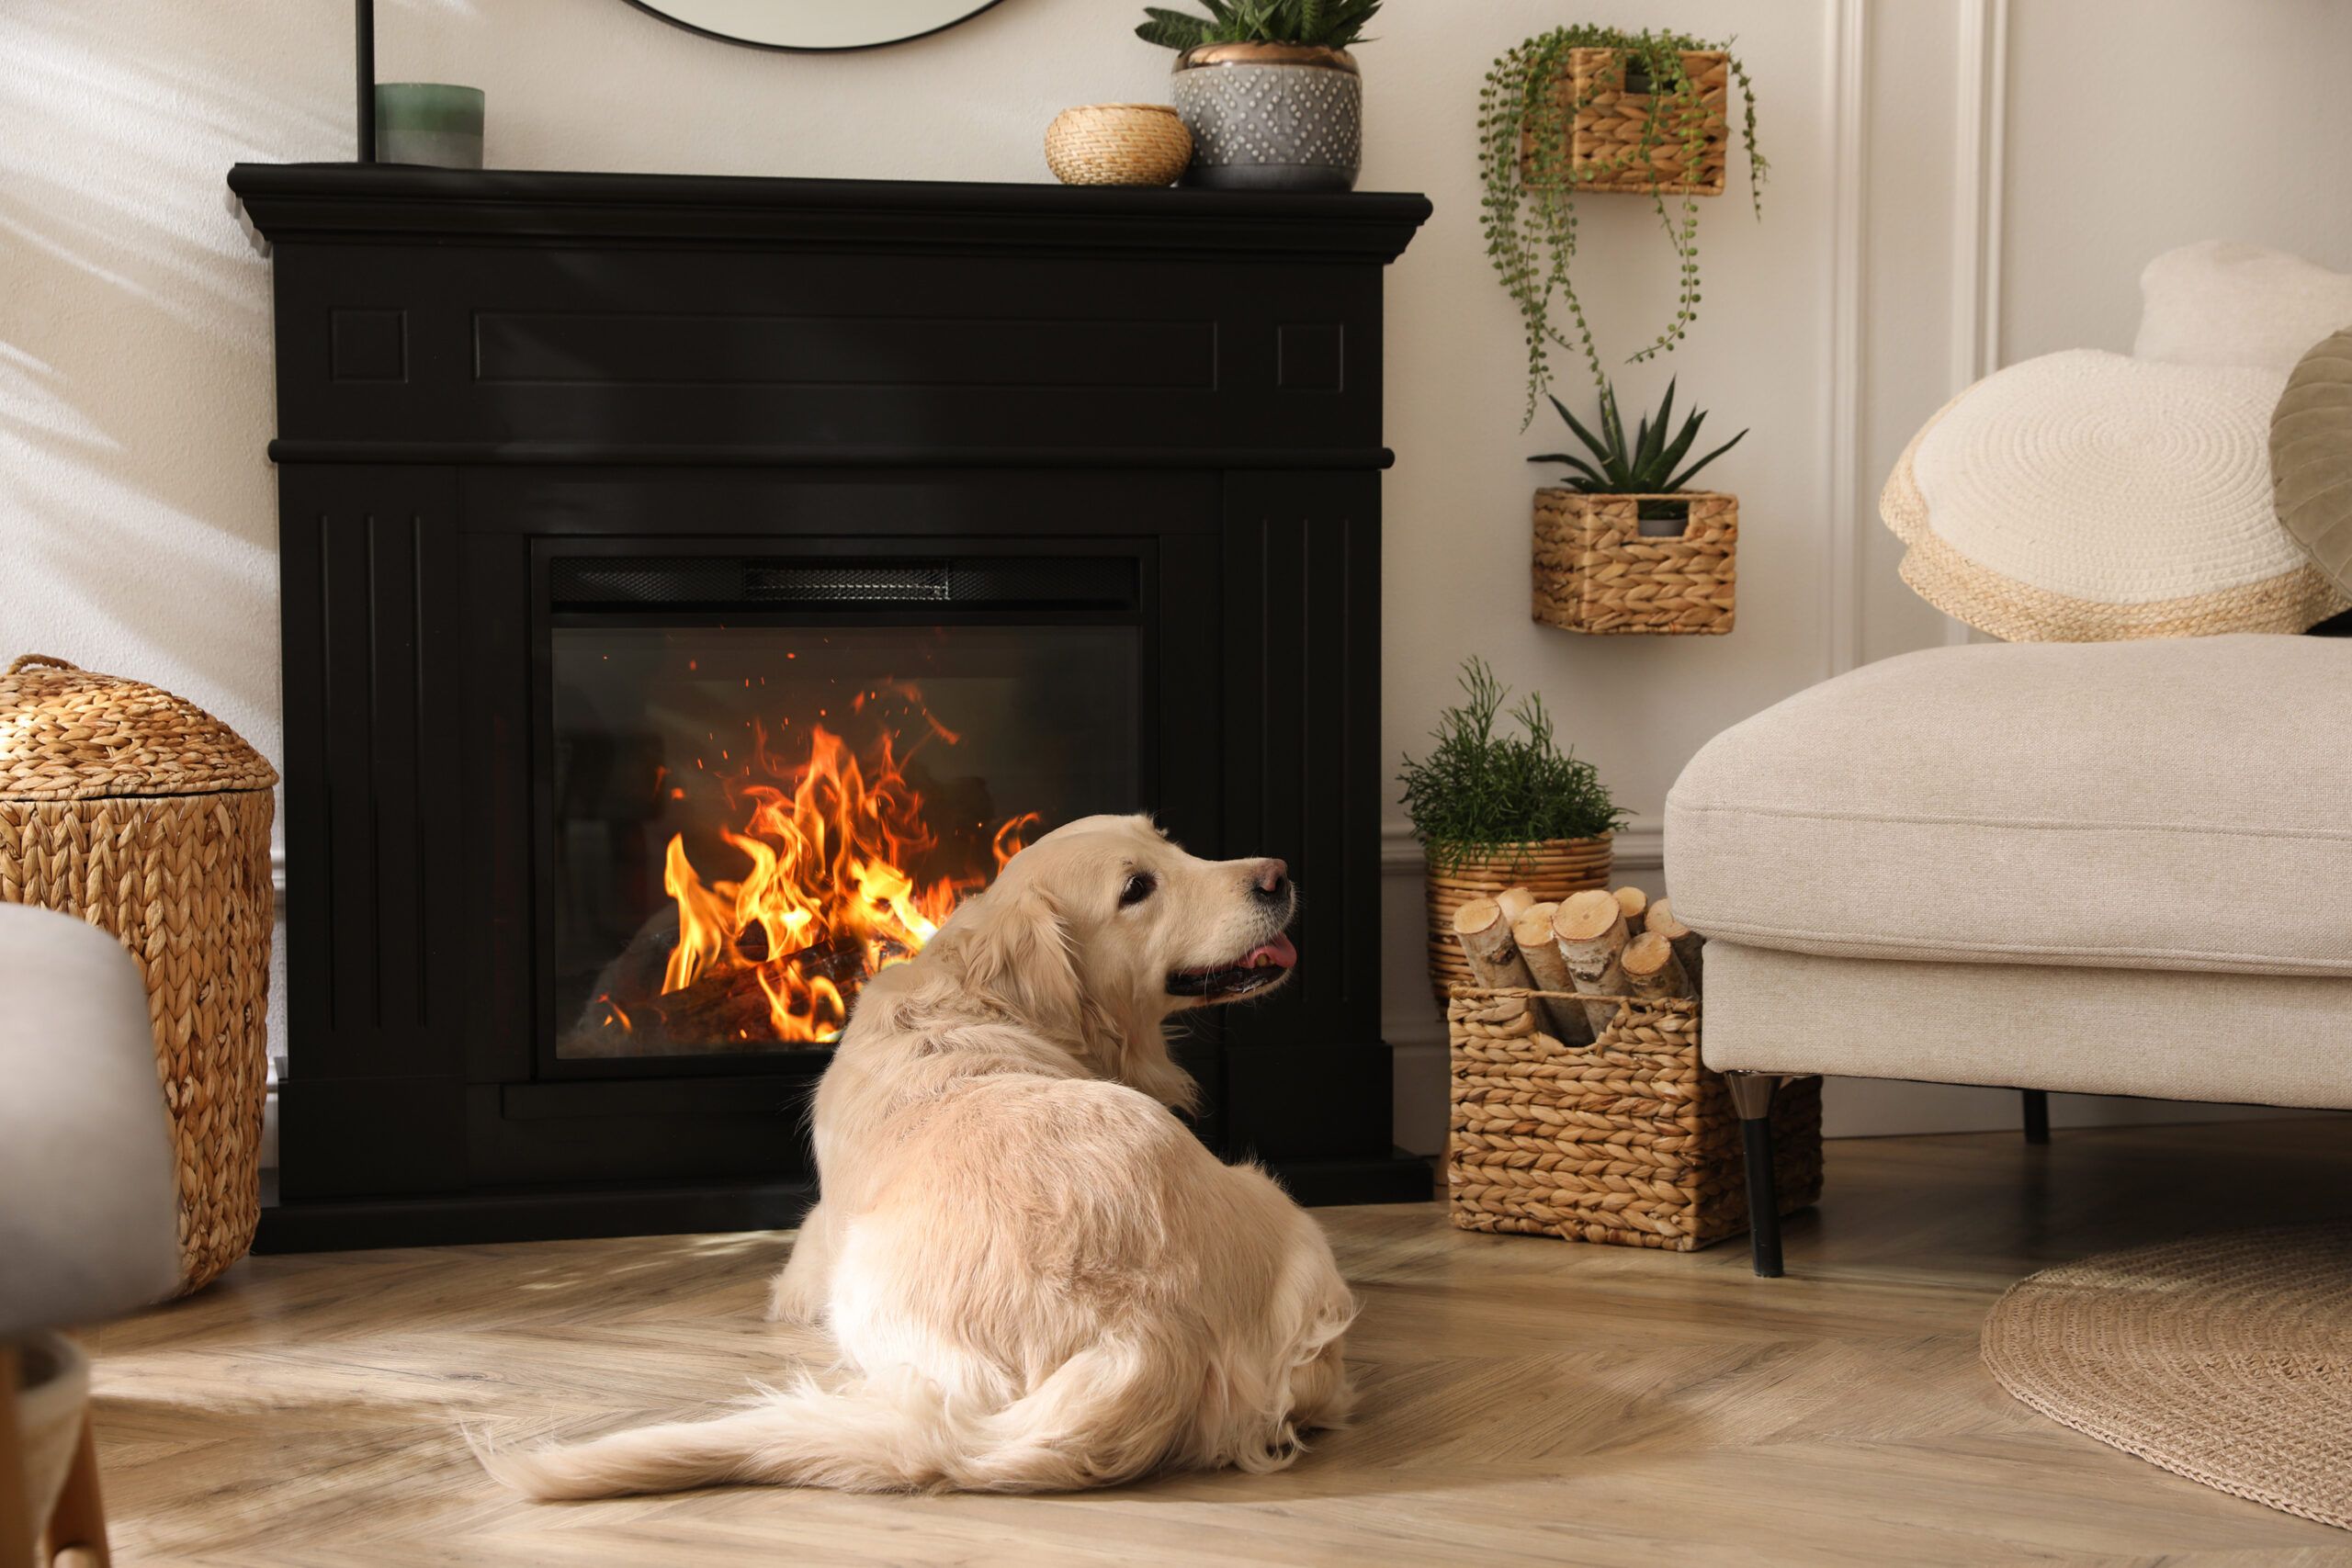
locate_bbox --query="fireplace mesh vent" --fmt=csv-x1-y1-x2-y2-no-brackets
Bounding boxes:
550,556,1136,610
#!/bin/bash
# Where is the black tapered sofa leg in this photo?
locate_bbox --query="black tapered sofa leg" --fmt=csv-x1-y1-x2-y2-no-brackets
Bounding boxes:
1725,1072,1785,1277
2022,1088,2051,1145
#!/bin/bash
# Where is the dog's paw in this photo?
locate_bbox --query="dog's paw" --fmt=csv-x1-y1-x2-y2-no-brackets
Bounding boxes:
764,1272,820,1325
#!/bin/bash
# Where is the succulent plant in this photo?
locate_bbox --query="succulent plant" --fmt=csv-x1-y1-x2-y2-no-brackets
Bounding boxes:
1136,0,1383,52
1529,378,1746,497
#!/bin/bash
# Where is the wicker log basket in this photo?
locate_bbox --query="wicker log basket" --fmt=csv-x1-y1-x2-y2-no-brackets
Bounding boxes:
1448,985,1822,1250
0,655,277,1295
1423,838,1611,1010
1533,490,1737,636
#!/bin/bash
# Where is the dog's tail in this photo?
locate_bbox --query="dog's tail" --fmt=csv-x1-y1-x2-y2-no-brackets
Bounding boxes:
476,1335,1204,1498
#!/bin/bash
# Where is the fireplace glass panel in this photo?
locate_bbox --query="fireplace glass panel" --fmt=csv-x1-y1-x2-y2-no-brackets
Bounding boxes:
551,624,1138,1058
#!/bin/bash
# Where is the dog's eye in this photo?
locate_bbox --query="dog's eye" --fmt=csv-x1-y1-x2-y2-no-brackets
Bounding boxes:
1119,873,1158,908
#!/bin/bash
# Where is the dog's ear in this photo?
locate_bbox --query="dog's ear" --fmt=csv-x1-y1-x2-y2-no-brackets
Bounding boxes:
944,881,1195,1111
952,879,1086,1040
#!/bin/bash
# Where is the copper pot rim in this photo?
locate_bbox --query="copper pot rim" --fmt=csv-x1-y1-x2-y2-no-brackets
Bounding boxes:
1176,42,1359,73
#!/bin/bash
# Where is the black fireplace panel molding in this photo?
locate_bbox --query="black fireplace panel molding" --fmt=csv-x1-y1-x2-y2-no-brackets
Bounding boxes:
235,164,1432,1251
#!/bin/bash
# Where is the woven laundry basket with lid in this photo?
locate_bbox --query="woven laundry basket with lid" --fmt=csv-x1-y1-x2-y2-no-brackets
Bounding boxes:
0,654,277,1294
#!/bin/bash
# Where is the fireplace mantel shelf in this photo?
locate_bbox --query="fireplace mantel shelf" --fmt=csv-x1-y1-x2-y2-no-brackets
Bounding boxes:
228,163,1433,263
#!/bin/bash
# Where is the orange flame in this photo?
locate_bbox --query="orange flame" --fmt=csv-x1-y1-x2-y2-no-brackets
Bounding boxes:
658,705,1037,1044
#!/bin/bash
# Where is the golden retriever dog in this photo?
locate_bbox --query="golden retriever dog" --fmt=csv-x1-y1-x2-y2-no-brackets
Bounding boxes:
481,814,1353,1497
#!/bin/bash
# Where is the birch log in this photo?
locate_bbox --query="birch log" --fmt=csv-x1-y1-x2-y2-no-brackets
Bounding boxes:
1452,897,1535,998
1612,885,1648,937
1621,931,1693,1001
1645,896,1704,996
1551,889,1630,1036
1495,886,1539,924
1510,903,1593,1045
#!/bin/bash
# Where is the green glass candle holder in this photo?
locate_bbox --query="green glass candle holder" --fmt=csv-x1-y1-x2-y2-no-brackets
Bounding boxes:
373,83,484,169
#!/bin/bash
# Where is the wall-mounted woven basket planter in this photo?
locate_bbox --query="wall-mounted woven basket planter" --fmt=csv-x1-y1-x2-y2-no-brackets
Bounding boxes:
1422,838,1612,1012
0,654,277,1296
1520,49,1730,195
1447,986,1822,1250
1532,489,1737,636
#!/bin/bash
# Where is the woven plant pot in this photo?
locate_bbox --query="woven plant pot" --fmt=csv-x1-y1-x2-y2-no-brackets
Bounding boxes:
1423,838,1612,1010
1521,49,1730,195
1447,986,1823,1250
0,655,277,1296
1044,103,1193,187
1532,489,1737,636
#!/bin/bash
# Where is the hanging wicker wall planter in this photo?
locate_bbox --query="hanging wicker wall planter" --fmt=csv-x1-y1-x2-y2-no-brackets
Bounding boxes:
1532,489,1737,636
1423,838,1612,1012
1521,48,1730,195
0,655,277,1296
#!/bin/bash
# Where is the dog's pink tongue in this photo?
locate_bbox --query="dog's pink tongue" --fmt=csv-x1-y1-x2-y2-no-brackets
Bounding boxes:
1244,933,1298,970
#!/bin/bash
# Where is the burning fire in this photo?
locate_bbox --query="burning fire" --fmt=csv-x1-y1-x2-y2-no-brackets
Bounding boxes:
635,694,1035,1045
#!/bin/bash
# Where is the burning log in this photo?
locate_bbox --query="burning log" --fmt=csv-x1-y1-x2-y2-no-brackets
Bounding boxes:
564,918,900,1057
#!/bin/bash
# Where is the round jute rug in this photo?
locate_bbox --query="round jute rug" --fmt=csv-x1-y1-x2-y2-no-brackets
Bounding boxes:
1982,1222,2352,1530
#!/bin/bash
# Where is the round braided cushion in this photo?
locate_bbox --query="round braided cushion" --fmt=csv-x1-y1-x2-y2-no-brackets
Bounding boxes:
1883,349,2349,640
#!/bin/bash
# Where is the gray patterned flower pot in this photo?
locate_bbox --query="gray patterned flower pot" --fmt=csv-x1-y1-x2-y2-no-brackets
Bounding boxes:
1171,43,1361,193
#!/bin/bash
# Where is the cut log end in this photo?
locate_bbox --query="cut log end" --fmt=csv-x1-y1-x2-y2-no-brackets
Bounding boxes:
1453,896,1534,996
1495,886,1538,923
1622,931,1693,1000
1552,888,1623,944
1452,897,1503,938
1612,886,1648,935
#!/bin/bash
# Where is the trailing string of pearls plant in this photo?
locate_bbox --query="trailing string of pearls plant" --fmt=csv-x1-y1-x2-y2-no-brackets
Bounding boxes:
1478,25,1766,426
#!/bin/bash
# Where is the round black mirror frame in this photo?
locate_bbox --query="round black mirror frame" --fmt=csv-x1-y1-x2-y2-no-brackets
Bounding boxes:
620,0,1012,52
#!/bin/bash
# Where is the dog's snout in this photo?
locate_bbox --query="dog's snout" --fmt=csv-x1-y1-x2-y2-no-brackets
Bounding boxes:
1251,858,1290,900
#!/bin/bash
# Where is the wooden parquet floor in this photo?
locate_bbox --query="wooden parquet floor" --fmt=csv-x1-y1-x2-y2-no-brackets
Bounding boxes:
89,1117,2352,1566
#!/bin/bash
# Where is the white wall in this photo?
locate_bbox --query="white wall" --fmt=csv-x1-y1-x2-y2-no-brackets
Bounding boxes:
5,1,2345,1156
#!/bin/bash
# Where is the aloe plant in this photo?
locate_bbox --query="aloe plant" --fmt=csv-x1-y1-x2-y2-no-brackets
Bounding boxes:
1530,378,1745,498
1136,0,1383,51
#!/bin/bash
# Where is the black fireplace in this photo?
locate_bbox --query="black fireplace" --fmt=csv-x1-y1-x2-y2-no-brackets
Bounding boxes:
232,164,1431,1249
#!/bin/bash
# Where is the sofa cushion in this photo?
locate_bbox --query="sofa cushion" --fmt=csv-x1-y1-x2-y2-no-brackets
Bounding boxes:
1664,635,2352,976
1699,942,2352,1111
2273,328,2352,598
2133,241,2352,378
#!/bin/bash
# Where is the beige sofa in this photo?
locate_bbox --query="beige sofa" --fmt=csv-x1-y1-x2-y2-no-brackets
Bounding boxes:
1666,632,2352,1275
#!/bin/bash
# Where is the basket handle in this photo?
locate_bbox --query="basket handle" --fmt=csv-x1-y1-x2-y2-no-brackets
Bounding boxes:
6,653,80,675
1449,984,1676,1008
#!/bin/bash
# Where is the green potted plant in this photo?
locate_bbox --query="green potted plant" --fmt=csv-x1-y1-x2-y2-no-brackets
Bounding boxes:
1399,657,1624,1009
1479,26,1767,423
1136,0,1382,191
1530,378,1745,636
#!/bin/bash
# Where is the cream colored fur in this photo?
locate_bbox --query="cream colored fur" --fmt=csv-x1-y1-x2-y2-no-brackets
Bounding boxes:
481,815,1353,1497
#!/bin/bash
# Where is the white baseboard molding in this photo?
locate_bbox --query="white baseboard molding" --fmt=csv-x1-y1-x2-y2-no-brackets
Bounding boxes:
1379,821,1663,876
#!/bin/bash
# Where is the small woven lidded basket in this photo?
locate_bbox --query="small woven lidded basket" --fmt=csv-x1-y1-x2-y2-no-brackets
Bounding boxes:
1045,103,1193,186
1449,986,1821,1250
1533,490,1737,636
1423,838,1612,1010
1521,49,1730,195
0,655,277,1295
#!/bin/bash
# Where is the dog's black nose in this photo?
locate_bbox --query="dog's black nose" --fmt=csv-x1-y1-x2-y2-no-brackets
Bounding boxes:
1251,858,1290,901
